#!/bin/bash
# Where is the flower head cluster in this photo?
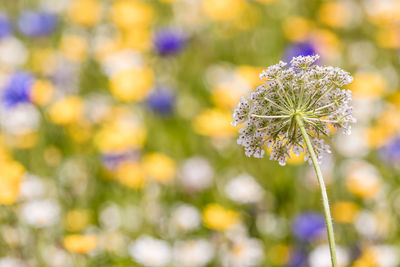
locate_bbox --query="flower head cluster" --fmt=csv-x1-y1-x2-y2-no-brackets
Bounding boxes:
232,55,355,165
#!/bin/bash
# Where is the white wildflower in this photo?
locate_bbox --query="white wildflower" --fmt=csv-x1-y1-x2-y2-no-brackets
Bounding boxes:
99,203,121,231
225,174,264,204
171,204,201,232
19,174,45,200
129,236,171,267
221,236,264,267
309,245,350,267
373,245,400,267
20,199,60,228
43,246,73,267
173,239,214,267
0,104,40,135
0,37,28,68
178,157,214,191
0,257,27,267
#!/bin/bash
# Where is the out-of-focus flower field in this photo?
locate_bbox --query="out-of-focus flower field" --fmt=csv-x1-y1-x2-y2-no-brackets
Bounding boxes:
0,0,400,266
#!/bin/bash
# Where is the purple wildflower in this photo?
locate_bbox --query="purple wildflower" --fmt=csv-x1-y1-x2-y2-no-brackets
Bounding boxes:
147,89,175,115
380,138,400,167
1,72,34,108
284,42,318,64
0,13,12,40
154,28,186,56
292,212,326,242
18,10,57,37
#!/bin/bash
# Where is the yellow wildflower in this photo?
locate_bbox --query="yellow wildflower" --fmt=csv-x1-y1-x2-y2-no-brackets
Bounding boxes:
236,66,263,88
332,201,359,224
367,125,394,148
346,168,381,199
254,0,279,3
282,16,313,42
349,73,386,99
111,0,154,30
352,247,378,267
95,113,146,153
376,25,400,49
60,34,88,62
65,210,91,232
48,97,83,125
110,68,154,102
0,137,9,161
143,153,176,183
159,0,180,3
31,79,53,106
318,2,350,28
115,161,146,189
0,160,24,205
123,28,151,51
211,87,242,109
203,204,239,231
309,29,341,61
68,0,102,27
202,0,245,21
193,109,236,138
63,234,97,254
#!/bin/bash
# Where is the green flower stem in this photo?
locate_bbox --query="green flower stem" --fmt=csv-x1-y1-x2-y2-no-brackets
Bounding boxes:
295,115,338,267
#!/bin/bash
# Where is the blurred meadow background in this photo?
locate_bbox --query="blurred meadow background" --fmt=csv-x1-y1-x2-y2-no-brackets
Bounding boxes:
0,0,400,266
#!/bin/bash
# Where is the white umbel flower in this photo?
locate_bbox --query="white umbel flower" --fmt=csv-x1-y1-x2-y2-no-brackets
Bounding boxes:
129,236,171,267
225,174,264,204
232,55,355,165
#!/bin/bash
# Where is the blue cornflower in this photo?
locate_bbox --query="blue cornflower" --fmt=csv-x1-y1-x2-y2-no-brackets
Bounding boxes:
288,250,307,267
292,212,326,242
147,89,174,115
154,28,186,56
0,13,12,40
18,10,57,37
284,42,318,64
1,72,34,108
380,138,400,166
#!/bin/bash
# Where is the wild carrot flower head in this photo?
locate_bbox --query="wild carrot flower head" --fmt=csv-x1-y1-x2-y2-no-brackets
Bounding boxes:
232,55,355,165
